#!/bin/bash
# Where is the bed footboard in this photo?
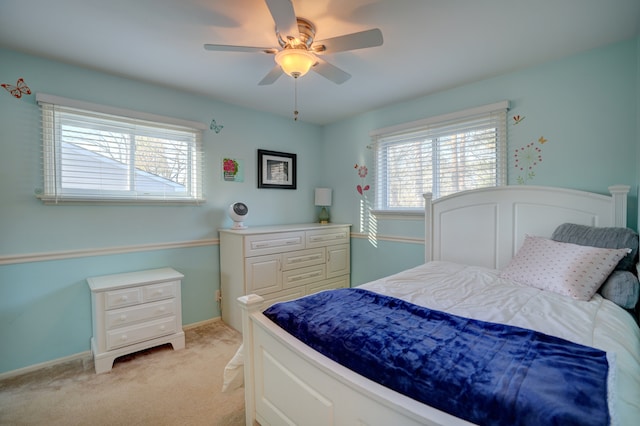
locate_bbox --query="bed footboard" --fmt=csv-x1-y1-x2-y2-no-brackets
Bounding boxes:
237,294,474,426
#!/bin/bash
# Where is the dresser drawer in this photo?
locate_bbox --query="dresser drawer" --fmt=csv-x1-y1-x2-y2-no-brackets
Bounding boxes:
281,248,325,270
282,264,325,289
105,287,142,310
105,299,176,330
306,276,350,295
244,231,305,256
142,281,177,302
106,316,177,350
306,227,350,247
260,287,306,309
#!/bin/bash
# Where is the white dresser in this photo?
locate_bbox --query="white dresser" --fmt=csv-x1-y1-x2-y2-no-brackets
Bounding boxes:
219,224,351,331
87,267,185,374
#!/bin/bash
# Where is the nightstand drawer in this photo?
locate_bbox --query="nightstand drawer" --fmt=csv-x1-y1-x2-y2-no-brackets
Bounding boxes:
106,317,177,350
142,281,178,302
105,288,142,310
105,299,176,330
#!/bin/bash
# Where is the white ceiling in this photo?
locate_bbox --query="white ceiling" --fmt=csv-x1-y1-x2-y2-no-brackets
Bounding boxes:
1,0,639,125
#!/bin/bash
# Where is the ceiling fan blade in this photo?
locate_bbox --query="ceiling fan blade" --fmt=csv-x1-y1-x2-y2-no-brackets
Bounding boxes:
314,28,383,53
264,0,299,40
204,44,277,54
312,57,351,84
258,66,284,86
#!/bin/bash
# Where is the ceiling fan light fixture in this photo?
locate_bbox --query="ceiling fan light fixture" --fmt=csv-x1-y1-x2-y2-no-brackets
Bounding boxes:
275,49,316,78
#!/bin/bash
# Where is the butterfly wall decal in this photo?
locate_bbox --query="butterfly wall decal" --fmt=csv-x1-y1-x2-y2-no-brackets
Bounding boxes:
210,119,223,133
1,78,31,99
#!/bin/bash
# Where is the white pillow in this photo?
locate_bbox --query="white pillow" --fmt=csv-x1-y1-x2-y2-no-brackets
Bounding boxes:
500,235,630,301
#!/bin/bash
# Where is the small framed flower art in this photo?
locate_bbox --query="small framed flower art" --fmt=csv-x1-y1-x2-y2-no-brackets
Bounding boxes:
222,157,244,183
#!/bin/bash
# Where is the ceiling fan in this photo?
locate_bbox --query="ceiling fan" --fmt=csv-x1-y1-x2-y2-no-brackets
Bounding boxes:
204,0,384,85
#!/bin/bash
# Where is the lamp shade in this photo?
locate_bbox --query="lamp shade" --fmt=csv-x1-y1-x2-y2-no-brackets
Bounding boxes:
314,188,332,206
275,49,316,78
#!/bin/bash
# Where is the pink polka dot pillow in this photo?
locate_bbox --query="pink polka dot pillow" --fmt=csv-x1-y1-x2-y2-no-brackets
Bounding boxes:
500,235,631,301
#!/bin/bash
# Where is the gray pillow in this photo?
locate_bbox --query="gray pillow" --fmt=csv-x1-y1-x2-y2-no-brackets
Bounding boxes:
551,223,638,271
599,270,640,309
551,223,639,308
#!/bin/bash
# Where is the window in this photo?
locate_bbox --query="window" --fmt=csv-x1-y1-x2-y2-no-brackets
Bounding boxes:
371,101,508,212
37,94,205,203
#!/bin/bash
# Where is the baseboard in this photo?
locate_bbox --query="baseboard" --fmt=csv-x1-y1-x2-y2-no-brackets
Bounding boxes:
0,317,223,381
183,317,221,330
0,351,93,381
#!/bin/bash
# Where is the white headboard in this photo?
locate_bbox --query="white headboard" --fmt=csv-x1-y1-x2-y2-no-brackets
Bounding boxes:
425,185,629,269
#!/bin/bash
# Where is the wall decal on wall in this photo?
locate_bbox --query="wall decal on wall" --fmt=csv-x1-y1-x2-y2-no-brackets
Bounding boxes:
512,114,525,125
511,111,550,184
355,164,370,197
1,77,31,99
514,137,549,184
210,118,224,133
222,157,244,182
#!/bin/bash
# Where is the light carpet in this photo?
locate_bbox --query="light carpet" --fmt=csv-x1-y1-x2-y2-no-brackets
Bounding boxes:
0,320,245,426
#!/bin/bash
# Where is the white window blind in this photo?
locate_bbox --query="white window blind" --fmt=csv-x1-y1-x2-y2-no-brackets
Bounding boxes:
371,101,508,211
37,94,205,203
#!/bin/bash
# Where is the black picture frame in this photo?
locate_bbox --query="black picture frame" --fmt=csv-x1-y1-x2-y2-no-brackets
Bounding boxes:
257,149,297,189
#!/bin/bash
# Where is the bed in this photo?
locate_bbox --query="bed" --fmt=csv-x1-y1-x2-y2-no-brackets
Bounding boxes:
235,184,640,425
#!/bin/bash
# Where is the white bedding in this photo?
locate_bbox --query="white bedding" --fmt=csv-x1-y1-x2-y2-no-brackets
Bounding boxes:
359,260,640,425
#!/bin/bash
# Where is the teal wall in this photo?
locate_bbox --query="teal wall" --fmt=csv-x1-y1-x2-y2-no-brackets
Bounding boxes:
325,38,639,285
0,245,218,370
1,36,639,374
0,48,324,374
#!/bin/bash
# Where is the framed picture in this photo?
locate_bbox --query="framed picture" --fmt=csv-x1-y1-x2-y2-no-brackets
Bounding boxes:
221,157,244,183
257,149,297,189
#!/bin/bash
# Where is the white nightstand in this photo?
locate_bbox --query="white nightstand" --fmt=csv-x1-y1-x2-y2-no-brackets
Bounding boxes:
87,268,185,374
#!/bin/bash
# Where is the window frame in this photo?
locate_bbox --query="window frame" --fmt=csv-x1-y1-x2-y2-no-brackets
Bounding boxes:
370,101,509,215
37,94,206,204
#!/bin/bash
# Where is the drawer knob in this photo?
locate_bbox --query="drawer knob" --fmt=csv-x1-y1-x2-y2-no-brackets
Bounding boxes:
120,334,128,341
119,314,127,321
159,306,166,312
159,325,166,331
120,295,128,302
157,289,164,295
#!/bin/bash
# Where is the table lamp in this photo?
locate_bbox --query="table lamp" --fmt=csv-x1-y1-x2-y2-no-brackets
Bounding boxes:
314,188,332,224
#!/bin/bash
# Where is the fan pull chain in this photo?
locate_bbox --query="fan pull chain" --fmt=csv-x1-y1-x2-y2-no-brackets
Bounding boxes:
293,76,299,121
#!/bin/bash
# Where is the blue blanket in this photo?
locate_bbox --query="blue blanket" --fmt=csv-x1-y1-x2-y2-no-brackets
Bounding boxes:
263,288,610,426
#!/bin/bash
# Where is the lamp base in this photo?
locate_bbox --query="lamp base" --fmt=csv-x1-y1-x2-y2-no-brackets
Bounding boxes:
318,207,330,224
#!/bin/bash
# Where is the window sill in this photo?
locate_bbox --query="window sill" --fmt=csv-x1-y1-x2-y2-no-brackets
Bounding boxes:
36,195,205,205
